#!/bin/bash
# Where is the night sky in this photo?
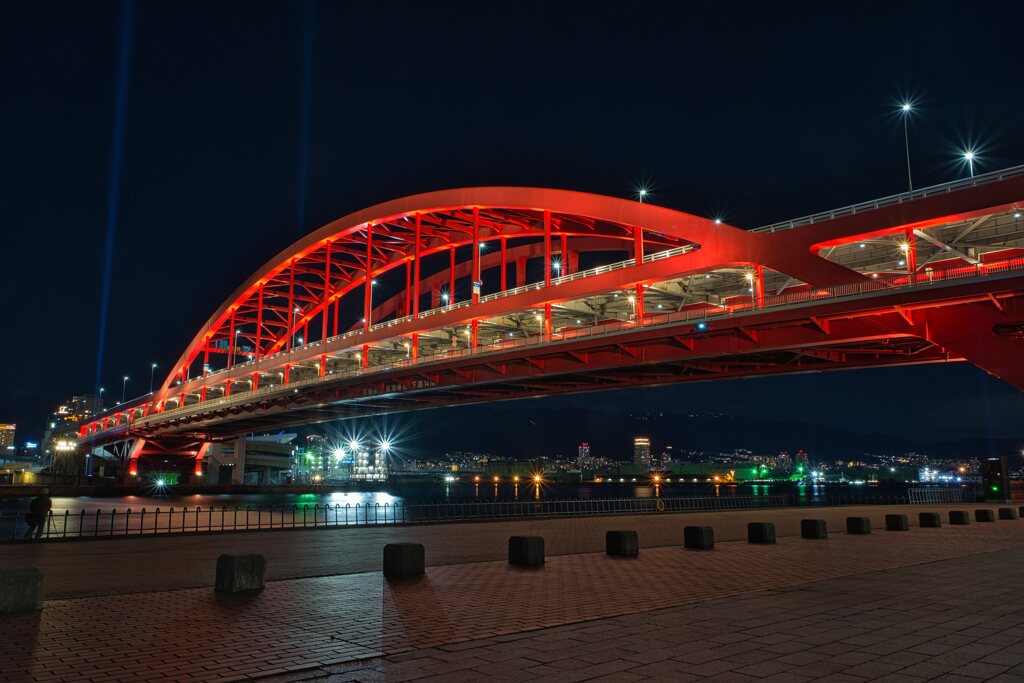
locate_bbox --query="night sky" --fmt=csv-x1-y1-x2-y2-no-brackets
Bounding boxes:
3,1,1023,444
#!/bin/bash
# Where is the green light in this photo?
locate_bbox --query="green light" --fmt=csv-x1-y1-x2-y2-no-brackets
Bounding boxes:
992,485,1000,492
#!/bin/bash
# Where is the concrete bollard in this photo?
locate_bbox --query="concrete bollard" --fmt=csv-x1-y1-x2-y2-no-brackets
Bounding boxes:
846,517,872,534
949,511,970,525
747,522,776,544
800,519,828,539
975,509,996,523
998,507,1018,520
885,514,909,531
508,536,545,566
215,554,265,593
606,530,639,556
383,543,425,577
919,512,942,528
0,567,43,613
683,526,715,550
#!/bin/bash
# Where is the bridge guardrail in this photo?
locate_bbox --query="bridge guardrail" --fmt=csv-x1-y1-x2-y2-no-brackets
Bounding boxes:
752,163,1024,233
1,493,911,542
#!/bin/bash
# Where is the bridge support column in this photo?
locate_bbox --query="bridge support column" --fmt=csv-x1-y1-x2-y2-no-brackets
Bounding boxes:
500,237,507,291
449,246,456,304
195,442,211,479
924,300,1024,392
252,371,259,390
634,284,644,322
567,249,578,275
516,257,528,287
411,332,419,360
283,365,290,384
361,344,369,368
231,438,246,485
754,264,765,308
905,229,917,284
544,303,552,338
471,320,479,349
319,354,326,378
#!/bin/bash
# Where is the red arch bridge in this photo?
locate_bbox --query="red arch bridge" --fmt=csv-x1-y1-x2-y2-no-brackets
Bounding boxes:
79,168,1024,478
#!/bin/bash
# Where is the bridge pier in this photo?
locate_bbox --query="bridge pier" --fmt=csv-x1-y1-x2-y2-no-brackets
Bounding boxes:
231,438,247,485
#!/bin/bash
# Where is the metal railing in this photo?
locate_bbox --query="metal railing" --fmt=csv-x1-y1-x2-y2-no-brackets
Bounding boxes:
752,163,1024,233
908,487,965,504
1,492,911,542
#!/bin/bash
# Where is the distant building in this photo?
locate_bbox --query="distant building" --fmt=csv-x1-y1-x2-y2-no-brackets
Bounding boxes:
633,437,651,467
0,424,14,450
795,450,810,472
577,442,591,468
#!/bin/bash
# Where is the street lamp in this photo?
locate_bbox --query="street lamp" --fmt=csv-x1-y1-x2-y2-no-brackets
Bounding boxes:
963,150,976,178
121,376,129,403
149,363,158,393
899,102,914,191
637,188,648,203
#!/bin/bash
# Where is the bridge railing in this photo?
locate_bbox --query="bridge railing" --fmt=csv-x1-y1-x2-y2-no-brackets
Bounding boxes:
752,163,1024,233
0,492,912,542
130,252,1024,427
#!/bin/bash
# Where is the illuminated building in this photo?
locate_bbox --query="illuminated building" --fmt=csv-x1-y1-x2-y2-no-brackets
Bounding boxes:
634,437,651,467
0,424,14,450
577,442,591,468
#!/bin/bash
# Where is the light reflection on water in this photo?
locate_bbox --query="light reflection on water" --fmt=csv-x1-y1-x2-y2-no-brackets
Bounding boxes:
0,481,910,516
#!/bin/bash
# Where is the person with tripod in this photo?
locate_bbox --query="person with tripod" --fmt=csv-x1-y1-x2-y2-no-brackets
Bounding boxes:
23,489,52,540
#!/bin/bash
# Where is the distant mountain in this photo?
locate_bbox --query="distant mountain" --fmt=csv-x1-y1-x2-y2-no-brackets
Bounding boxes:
333,404,1024,462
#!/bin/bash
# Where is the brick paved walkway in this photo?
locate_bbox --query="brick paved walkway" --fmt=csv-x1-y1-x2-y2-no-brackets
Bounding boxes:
0,504,984,599
1,506,1023,682
279,549,1024,683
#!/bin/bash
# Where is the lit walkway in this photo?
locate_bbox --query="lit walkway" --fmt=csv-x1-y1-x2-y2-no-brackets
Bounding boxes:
1,506,1023,681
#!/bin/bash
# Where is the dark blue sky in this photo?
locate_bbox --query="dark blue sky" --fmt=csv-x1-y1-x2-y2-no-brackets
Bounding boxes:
2,1,1022,443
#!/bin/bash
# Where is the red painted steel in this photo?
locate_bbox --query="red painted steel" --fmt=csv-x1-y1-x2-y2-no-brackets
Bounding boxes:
78,180,1024,467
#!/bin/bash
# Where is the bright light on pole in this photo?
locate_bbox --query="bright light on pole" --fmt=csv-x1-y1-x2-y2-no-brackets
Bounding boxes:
637,188,648,203
963,150,976,177
899,101,914,192
121,376,129,403
149,363,158,393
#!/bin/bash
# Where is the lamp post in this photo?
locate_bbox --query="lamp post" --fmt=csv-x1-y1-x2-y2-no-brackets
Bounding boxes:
149,363,158,393
899,102,913,192
964,150,976,178
121,376,129,404
638,188,648,203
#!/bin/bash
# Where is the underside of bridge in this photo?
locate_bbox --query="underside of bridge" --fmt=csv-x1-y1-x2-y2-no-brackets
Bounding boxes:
78,169,1024,475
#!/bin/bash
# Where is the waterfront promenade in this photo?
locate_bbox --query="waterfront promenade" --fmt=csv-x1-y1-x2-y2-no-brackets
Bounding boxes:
2,504,1024,681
